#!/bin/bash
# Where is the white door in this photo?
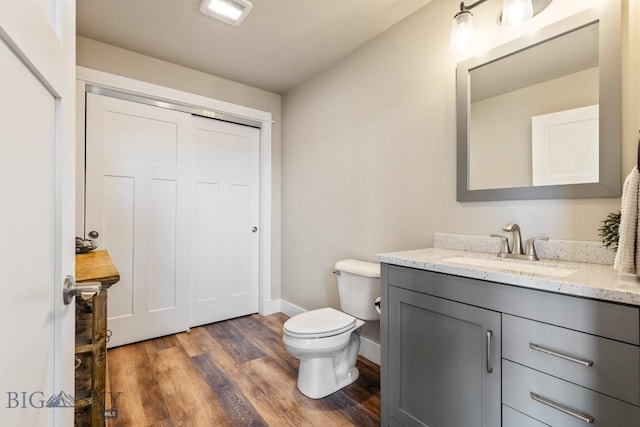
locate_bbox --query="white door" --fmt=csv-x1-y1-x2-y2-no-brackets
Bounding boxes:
84,93,260,344
85,94,192,347
0,1,75,426
190,115,259,327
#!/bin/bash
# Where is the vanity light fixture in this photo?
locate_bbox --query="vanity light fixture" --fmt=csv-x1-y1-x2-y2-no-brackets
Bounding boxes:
199,0,253,26
450,2,479,52
502,0,534,26
450,0,548,52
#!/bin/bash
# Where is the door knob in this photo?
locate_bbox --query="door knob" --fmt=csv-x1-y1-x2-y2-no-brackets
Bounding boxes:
251,227,258,233
63,275,102,305
88,230,99,239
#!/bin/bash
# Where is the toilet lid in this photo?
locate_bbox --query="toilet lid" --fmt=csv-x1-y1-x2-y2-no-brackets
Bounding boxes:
284,307,356,338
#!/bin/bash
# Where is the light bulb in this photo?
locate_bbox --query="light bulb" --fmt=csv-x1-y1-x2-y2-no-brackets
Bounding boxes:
502,0,533,26
450,10,474,52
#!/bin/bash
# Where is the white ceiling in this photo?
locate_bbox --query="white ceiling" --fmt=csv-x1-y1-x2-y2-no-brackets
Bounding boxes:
77,0,431,94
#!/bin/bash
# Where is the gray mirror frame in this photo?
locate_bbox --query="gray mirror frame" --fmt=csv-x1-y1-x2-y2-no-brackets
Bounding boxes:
456,3,621,202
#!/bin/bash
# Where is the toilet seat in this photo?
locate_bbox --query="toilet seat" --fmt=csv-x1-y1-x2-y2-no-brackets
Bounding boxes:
284,307,356,338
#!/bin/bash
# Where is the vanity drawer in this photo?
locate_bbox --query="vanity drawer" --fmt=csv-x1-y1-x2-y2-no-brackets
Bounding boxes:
503,314,640,405
503,360,640,427
503,405,549,427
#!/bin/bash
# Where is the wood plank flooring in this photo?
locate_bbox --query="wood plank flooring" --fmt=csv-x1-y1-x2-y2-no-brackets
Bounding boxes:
105,313,380,426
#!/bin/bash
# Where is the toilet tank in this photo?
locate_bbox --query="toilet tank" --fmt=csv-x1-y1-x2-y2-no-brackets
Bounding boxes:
335,259,380,321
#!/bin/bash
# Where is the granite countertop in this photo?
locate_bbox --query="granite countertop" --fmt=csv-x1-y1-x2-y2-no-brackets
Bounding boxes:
377,247,640,306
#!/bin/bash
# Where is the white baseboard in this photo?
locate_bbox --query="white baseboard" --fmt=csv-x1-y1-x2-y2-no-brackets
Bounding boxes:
279,299,380,365
279,299,306,317
260,299,281,315
359,336,381,365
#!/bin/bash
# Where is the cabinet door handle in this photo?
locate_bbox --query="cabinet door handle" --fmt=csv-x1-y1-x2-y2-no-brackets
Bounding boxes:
529,343,594,367
486,330,493,373
530,392,595,424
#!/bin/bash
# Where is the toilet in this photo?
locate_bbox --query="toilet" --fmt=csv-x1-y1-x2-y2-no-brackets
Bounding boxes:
282,259,380,399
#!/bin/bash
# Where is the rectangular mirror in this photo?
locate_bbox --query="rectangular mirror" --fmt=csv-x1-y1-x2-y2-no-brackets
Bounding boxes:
456,3,621,202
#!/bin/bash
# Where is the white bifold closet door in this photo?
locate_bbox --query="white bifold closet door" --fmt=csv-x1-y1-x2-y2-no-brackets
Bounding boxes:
85,93,259,347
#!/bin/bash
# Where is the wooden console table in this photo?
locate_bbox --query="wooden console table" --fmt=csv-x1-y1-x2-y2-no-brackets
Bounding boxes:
75,250,119,427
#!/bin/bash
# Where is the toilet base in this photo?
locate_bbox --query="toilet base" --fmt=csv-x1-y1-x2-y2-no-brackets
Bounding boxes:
297,359,360,399
294,331,361,399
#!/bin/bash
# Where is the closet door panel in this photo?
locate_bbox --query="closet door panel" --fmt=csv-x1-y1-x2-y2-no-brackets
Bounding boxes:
229,184,251,295
195,182,221,302
148,178,178,312
86,93,190,347
103,111,178,166
103,175,135,319
190,116,260,327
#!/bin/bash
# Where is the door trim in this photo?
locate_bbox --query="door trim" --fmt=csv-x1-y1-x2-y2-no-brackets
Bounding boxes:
76,66,275,317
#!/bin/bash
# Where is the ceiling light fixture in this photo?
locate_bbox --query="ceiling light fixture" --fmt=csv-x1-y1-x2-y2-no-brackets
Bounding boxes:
450,0,549,52
199,0,253,26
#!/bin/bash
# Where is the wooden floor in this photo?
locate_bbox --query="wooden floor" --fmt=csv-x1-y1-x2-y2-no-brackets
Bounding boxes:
105,313,380,426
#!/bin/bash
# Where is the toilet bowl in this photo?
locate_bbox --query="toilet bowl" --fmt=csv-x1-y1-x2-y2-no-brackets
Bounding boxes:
282,259,380,399
283,307,365,398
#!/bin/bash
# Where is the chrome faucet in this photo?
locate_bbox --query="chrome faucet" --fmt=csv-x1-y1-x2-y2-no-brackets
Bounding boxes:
503,223,523,255
491,223,548,261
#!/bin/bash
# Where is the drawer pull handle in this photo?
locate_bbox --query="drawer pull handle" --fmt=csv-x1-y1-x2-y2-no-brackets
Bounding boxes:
486,330,493,373
530,392,594,424
529,343,594,367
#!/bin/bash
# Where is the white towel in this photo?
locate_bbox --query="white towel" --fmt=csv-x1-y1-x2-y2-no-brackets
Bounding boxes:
614,167,640,274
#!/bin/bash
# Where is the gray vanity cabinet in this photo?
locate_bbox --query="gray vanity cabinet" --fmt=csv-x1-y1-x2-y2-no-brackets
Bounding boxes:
381,263,640,427
386,286,501,427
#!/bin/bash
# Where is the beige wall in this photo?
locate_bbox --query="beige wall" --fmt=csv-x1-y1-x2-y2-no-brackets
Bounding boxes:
76,36,283,300
281,0,640,344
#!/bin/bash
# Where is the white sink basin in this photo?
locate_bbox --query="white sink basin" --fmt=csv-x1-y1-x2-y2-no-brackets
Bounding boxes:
443,256,577,278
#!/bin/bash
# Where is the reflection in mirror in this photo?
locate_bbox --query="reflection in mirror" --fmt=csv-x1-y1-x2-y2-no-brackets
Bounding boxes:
456,3,621,202
469,22,599,190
